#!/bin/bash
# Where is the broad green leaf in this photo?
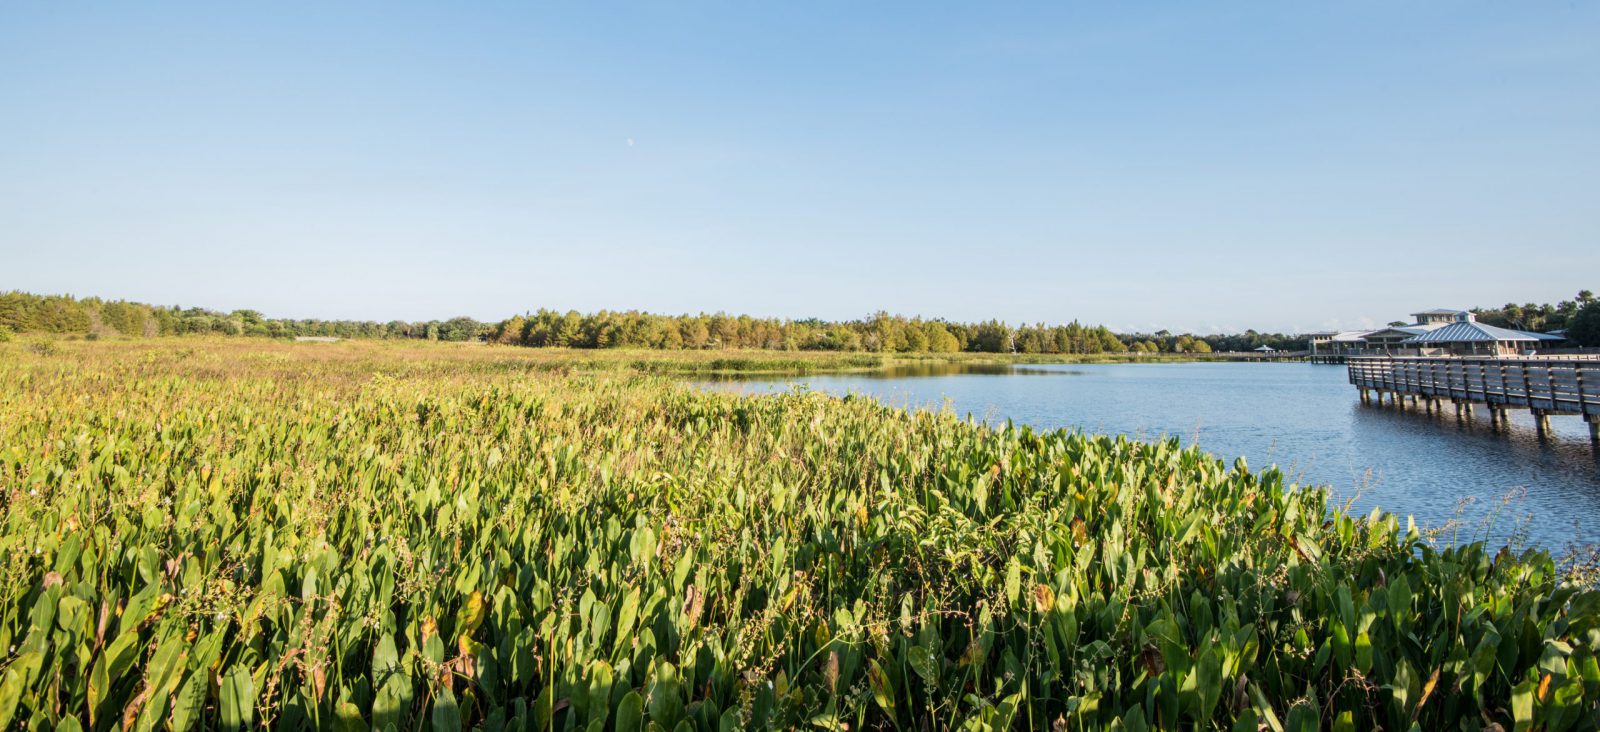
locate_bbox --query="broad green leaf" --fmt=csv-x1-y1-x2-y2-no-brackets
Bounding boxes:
615,690,644,732
219,664,256,731
432,687,461,732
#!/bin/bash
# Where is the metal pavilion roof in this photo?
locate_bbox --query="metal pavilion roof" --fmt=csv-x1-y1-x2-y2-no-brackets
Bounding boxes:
1360,325,1438,341
1411,308,1468,317
1402,320,1563,344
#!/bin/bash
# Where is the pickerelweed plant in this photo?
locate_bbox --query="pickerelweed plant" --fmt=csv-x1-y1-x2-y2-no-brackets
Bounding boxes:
0,340,1596,730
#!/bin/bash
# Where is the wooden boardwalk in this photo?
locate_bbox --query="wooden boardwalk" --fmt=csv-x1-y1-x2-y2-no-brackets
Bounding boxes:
1348,356,1600,444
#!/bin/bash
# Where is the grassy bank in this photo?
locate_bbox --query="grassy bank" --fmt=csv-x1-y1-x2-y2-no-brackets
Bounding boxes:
5,336,1247,377
1,341,1595,730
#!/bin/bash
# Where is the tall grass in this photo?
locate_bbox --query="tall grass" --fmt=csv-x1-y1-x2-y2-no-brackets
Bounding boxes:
0,340,1595,730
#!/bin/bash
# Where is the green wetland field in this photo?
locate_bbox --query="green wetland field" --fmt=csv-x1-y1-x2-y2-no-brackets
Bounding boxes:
1,339,1597,730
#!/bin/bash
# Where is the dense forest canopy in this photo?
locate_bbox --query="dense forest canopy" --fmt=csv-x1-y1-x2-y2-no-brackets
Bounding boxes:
4,289,1597,351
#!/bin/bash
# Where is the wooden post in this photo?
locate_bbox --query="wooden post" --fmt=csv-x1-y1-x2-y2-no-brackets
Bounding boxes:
1533,409,1550,438
1587,415,1598,447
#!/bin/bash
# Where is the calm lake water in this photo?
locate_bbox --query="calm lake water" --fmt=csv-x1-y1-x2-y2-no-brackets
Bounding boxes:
704,362,1600,549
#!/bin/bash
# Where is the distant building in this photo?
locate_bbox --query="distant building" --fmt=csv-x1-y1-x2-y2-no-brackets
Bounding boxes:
1410,308,1467,326
1308,309,1562,359
1253,344,1277,352
1401,312,1563,356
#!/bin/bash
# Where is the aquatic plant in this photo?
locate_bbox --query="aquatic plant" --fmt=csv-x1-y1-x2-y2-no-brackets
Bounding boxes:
0,340,1595,730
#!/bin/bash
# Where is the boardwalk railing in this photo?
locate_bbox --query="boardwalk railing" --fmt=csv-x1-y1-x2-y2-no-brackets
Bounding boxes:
1349,356,1600,419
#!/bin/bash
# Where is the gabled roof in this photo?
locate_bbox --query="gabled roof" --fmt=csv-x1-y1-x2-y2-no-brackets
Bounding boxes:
1402,321,1563,344
1330,330,1374,342
1364,326,1432,338
1253,344,1276,351
1411,308,1468,317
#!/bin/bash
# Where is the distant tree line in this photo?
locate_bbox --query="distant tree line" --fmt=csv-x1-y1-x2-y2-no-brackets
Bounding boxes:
1473,290,1598,345
488,310,1130,354
1112,330,1309,354
0,292,488,342
488,310,1320,355
6,288,1595,351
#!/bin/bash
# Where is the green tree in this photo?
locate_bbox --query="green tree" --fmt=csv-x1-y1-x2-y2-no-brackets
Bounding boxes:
1568,301,1600,347
494,315,526,344
683,321,710,349
924,323,960,353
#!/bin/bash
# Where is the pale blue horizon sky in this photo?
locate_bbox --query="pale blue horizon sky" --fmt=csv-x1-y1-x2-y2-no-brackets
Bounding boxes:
2,2,1596,334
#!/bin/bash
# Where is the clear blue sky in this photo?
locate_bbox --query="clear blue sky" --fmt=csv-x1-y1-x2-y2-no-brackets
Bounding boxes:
2,2,1596,333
